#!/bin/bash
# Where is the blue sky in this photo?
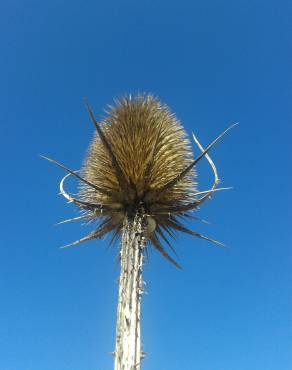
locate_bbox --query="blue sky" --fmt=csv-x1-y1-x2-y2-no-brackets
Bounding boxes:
0,1,291,369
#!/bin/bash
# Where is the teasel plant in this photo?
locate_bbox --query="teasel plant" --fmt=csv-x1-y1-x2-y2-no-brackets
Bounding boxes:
42,94,237,370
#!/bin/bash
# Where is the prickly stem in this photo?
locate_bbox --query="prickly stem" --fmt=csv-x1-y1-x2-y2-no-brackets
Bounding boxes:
114,210,146,370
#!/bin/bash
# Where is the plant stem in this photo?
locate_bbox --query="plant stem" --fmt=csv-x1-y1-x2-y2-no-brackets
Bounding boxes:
114,211,146,370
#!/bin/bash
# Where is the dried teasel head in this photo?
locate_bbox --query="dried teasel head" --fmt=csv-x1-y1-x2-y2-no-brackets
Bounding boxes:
43,94,236,268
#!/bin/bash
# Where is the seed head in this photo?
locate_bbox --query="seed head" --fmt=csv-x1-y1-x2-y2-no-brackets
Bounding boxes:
80,95,196,211
43,94,236,267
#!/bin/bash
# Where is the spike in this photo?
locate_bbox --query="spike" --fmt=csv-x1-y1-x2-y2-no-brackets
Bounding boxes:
191,232,226,248
59,173,121,212
60,231,98,249
192,131,219,205
150,235,182,268
156,123,238,196
151,187,232,215
155,226,178,256
160,223,176,240
84,100,134,194
164,218,225,248
60,218,118,249
193,187,233,197
55,213,95,225
175,211,209,224
41,155,111,196
108,226,122,246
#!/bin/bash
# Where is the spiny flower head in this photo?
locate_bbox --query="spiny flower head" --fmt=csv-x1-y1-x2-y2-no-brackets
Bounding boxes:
43,94,236,267
79,95,196,211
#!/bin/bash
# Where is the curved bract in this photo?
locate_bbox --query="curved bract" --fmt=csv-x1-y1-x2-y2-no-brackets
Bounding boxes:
44,94,236,267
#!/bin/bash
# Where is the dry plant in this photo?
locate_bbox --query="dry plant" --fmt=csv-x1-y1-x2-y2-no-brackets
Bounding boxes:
43,94,236,370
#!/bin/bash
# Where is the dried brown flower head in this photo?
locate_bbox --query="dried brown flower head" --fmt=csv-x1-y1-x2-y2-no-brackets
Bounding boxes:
43,94,236,268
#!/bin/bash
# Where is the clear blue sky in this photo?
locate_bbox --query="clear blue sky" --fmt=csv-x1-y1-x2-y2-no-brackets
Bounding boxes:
0,1,291,369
